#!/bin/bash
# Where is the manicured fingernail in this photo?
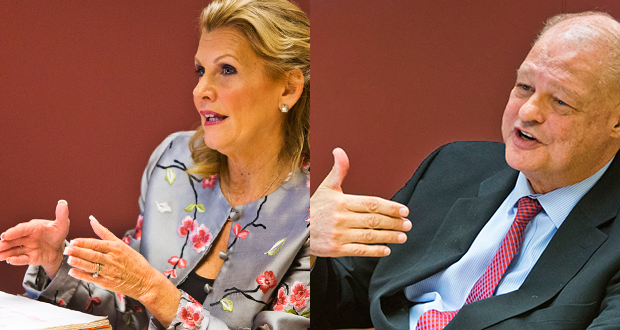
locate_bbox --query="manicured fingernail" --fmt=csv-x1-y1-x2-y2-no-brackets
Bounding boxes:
399,207,409,217
63,246,70,255
6,257,11,264
89,215,98,223
58,200,67,205
69,240,75,246
68,269,76,277
384,247,391,256
67,256,74,264
398,233,407,243
0,232,5,241
403,220,412,231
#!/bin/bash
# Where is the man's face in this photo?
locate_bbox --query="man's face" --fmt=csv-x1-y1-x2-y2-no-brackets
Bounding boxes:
501,25,618,193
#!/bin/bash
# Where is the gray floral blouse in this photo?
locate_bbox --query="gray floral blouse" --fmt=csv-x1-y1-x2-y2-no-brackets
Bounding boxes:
23,131,310,330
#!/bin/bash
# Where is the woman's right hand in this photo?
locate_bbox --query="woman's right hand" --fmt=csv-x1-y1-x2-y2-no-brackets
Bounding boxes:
0,200,70,279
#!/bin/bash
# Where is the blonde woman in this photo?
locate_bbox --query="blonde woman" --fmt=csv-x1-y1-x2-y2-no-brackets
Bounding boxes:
0,0,310,329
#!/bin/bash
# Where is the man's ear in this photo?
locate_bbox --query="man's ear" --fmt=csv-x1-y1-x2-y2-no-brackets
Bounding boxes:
610,105,620,139
280,68,305,109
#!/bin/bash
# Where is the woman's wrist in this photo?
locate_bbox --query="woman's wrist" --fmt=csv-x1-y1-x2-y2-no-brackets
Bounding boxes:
42,242,65,280
139,270,182,327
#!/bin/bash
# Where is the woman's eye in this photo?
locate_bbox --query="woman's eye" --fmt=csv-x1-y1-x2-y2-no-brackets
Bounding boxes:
195,66,205,77
221,64,237,75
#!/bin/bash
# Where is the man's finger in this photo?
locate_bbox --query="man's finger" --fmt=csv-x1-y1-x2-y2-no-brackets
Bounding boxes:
337,243,391,257
345,228,408,245
320,147,350,192
55,200,70,232
89,216,119,242
347,211,412,231
345,194,409,218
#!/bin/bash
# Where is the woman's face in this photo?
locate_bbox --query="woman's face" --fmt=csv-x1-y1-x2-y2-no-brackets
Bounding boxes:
193,27,286,159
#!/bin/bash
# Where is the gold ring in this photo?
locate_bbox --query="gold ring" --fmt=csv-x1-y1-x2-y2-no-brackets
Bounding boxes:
92,263,102,278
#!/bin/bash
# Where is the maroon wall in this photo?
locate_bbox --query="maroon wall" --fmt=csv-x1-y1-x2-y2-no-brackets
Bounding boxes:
311,0,620,201
0,0,309,295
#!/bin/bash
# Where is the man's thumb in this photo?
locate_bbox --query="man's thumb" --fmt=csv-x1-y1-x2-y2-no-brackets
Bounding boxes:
55,200,70,230
321,147,350,191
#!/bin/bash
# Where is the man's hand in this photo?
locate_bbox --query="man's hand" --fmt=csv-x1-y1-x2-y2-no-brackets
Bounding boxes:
310,148,411,257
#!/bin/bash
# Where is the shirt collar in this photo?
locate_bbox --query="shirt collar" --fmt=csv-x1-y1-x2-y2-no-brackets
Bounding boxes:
511,157,614,228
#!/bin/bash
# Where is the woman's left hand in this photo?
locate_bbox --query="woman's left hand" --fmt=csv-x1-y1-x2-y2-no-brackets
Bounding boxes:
65,216,162,301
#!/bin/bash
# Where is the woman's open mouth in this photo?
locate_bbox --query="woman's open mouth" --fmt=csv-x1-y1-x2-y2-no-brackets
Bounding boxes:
200,110,228,126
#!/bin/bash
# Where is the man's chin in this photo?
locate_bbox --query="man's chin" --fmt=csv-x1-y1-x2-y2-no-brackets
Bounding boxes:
504,147,540,173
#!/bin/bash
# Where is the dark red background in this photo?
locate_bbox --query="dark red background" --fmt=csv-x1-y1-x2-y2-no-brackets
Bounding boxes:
0,0,309,295
311,0,620,197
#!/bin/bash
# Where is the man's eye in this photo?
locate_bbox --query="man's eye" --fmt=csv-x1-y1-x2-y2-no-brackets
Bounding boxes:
517,83,532,91
195,66,205,77
221,64,237,75
555,98,568,106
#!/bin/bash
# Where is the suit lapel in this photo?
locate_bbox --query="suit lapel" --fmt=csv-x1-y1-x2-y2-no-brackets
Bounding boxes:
372,167,518,329
448,155,620,329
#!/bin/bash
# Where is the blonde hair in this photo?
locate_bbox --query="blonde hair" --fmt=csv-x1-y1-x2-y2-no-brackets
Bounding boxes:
188,0,310,178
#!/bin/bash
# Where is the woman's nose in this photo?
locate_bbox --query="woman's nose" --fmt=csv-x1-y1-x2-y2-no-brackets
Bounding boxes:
193,77,215,101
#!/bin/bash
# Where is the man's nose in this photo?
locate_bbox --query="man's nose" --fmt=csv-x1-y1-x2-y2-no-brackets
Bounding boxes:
518,95,545,124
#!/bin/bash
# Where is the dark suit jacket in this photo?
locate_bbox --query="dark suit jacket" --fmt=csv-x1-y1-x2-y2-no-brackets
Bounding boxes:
313,142,620,330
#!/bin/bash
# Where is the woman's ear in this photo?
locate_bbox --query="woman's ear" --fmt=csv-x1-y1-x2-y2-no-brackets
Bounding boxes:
280,68,305,109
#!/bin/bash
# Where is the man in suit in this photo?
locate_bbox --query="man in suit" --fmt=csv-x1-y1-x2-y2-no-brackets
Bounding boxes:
311,12,620,329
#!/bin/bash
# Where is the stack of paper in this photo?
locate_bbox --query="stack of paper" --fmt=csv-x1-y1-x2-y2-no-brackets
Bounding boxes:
0,291,110,330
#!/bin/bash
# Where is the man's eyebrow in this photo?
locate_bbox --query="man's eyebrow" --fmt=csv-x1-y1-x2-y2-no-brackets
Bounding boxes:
548,81,581,101
515,67,532,79
516,67,582,102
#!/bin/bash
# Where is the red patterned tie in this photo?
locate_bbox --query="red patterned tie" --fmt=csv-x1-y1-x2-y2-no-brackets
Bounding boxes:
416,197,543,330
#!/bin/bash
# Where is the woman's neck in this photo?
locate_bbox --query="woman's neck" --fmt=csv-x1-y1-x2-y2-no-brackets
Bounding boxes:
222,143,288,207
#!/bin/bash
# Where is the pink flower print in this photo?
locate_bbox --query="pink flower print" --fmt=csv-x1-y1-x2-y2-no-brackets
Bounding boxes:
178,216,197,237
58,299,65,307
164,269,177,278
256,270,278,294
135,215,143,239
168,256,187,268
273,287,288,312
202,174,218,189
288,281,310,312
189,224,213,253
178,302,204,330
122,236,131,245
233,223,249,239
85,296,101,311
305,206,310,222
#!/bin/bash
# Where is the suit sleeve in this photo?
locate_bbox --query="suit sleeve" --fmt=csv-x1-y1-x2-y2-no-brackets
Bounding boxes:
311,146,445,329
588,268,620,329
